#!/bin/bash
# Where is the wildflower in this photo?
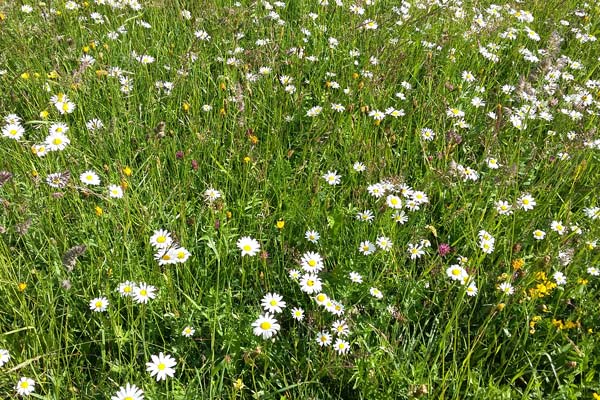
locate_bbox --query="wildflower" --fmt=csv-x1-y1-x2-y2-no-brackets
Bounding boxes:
15,377,35,396
367,183,385,198
349,271,363,283
368,109,385,121
252,313,280,339
171,247,191,263
46,172,70,188
333,338,350,354
300,274,322,294
420,128,435,141
462,70,475,82
553,271,566,285
412,191,429,204
376,236,393,251
353,162,366,172
44,131,70,151
386,194,402,209
438,243,452,257
356,210,374,222
300,251,324,273
0,349,10,367
117,281,136,297
315,293,329,306
237,237,260,257
80,170,101,186
155,248,176,266
322,170,341,185
408,243,425,260
533,230,546,240
306,106,323,117
466,282,478,296
486,157,500,169
204,188,222,202
95,206,103,216
583,207,600,220
150,229,172,249
181,326,195,337
133,283,157,304
55,100,76,114
146,353,177,381
370,287,383,299
332,320,349,336
291,307,304,321
89,296,109,312
587,267,599,276
480,239,495,254
261,293,286,314
518,194,536,211
446,265,468,282
111,383,144,400
305,230,320,243
495,200,513,215
316,331,332,347
288,269,301,280
108,185,124,198
550,221,567,235
2,123,25,140
498,282,514,295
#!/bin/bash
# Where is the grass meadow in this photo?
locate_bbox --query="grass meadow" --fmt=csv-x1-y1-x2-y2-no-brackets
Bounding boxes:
1,0,600,398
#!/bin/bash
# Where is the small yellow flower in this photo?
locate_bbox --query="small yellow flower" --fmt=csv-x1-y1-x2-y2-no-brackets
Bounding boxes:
226,211,232,219
512,258,525,270
95,206,103,216
32,170,39,178
34,72,41,78
123,166,132,177
243,156,251,163
0,12,6,21
219,82,226,91
248,135,259,144
18,282,27,292
276,220,285,230
183,102,191,112
83,46,90,53
120,180,128,190
219,108,226,116
352,72,359,79
233,378,245,390
21,72,30,80
496,303,505,311
47,70,59,79
40,110,49,119
95,69,108,77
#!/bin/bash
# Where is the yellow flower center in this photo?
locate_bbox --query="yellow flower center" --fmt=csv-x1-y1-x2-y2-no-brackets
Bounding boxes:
53,138,62,145
157,236,166,243
316,294,326,302
157,362,166,371
95,301,103,308
269,300,277,306
10,129,17,135
308,260,316,267
260,321,271,330
243,244,251,251
307,280,314,287
140,289,147,296
124,286,132,293
338,343,345,349
20,382,29,389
